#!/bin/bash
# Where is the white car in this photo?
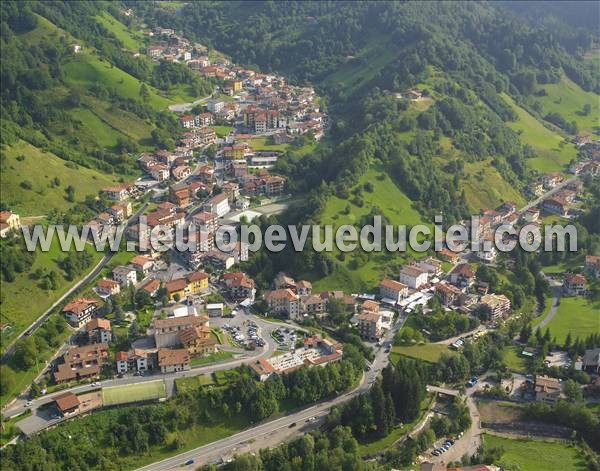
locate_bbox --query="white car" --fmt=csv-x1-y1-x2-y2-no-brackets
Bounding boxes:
25,400,33,407
92,382,101,387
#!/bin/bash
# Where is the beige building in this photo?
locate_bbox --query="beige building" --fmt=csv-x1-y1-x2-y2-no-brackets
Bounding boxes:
357,311,384,341
379,279,408,303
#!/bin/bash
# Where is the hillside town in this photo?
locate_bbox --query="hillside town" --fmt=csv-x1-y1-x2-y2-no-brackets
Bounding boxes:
2,4,600,471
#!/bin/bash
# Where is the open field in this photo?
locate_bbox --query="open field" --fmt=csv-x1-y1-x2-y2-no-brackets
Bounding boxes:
483,434,587,471
502,93,576,174
175,375,215,394
0,140,119,215
478,400,524,424
545,297,600,342
462,159,526,210
102,380,167,406
390,343,447,364
502,346,528,373
244,136,290,152
534,75,600,134
189,351,234,367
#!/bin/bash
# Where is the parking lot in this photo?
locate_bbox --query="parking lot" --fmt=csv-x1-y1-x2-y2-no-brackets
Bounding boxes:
272,326,298,351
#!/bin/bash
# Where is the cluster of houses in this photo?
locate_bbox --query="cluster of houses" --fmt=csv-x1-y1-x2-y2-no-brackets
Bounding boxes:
145,24,327,139
263,272,354,321
56,283,223,381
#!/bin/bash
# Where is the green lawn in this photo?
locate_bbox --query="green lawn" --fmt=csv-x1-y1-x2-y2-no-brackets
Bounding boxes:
502,93,576,173
546,297,600,342
483,434,587,471
390,343,448,364
245,136,289,152
213,125,234,138
534,75,600,134
502,346,527,373
175,375,215,393
189,351,234,367
0,140,119,215
102,380,167,406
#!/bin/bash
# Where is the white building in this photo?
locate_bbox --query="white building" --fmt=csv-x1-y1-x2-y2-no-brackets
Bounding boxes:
112,265,138,287
204,193,230,217
399,266,429,290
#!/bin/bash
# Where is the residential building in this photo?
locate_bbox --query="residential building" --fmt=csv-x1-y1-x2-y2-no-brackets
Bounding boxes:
534,375,564,404
399,265,429,289
129,255,154,275
264,288,300,319
153,314,210,348
140,278,161,297
192,211,218,233
542,197,568,217
115,349,149,374
357,311,383,341
480,293,511,318
563,273,587,296
0,210,21,237
102,184,130,201
206,100,225,113
582,348,600,375
86,318,112,344
379,279,408,304
204,193,230,217
96,278,120,297
178,325,218,356
435,282,462,307
157,348,190,373
248,358,276,381
449,263,475,288
414,257,443,276
54,392,80,416
223,272,256,301
63,298,98,328
438,248,460,265
112,265,138,287
296,280,312,296
54,343,109,383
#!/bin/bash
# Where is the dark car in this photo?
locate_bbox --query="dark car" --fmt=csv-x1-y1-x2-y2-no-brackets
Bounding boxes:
288,422,297,428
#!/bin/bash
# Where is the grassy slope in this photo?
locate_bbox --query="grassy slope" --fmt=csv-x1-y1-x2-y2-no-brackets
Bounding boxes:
63,52,172,110
313,165,426,291
502,93,576,173
95,11,144,52
1,236,103,347
483,434,587,471
0,140,119,216
462,159,526,211
535,75,600,134
546,297,600,342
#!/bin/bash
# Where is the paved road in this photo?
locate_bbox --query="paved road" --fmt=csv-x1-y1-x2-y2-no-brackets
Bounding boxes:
517,176,577,215
1,202,149,363
136,315,409,470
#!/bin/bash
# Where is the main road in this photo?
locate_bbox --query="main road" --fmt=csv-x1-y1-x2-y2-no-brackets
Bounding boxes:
136,314,409,471
1,202,149,362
